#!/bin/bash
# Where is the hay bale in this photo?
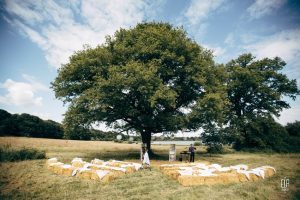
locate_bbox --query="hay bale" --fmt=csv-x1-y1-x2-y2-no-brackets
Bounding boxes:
261,166,276,177
204,176,222,185
120,163,142,172
237,173,249,182
120,166,136,173
178,176,205,186
248,173,261,181
230,164,248,171
89,165,126,177
217,173,240,184
72,161,87,168
164,170,180,180
90,170,115,183
47,162,64,172
91,159,105,165
60,164,75,176
47,158,58,165
76,168,93,180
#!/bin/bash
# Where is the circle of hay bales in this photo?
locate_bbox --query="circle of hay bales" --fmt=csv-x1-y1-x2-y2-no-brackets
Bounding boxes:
46,158,142,183
159,162,276,186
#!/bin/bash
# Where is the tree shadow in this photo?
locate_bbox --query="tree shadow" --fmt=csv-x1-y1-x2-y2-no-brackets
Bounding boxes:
86,149,169,161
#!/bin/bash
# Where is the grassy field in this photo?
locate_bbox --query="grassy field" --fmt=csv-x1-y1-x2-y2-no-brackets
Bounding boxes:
0,136,299,200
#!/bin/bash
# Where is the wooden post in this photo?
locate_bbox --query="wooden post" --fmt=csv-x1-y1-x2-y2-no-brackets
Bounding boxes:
169,144,176,162
141,143,146,161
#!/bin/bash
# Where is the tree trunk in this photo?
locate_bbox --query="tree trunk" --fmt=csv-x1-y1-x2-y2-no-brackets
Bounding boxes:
141,130,152,151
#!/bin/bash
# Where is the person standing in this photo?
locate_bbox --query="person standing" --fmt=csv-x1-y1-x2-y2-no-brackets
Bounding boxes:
142,147,151,170
188,144,196,162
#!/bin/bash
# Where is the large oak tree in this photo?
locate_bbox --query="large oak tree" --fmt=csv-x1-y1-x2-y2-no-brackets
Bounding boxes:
51,22,226,150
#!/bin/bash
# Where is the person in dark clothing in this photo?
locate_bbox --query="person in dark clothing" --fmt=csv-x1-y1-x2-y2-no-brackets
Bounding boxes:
188,144,196,162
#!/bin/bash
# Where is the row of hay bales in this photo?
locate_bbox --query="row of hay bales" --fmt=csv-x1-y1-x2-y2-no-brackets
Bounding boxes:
159,162,276,186
46,158,142,183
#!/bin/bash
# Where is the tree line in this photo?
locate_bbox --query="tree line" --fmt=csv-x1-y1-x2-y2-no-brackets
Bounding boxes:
0,109,64,139
0,109,130,141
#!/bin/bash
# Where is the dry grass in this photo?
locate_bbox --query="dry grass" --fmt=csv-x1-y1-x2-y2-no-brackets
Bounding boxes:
0,136,299,200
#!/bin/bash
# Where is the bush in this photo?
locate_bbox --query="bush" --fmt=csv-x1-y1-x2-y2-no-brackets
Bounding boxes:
207,143,224,154
0,144,46,162
232,117,290,152
194,141,201,146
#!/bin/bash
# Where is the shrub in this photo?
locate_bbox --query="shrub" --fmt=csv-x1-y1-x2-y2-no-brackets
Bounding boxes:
0,144,46,162
194,141,201,146
207,143,224,154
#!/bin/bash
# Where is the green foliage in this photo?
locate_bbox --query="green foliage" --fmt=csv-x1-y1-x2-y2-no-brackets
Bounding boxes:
193,141,201,146
0,109,64,139
285,121,300,136
201,124,225,153
285,121,300,152
226,54,299,119
207,143,224,154
224,54,299,152
232,117,290,152
0,144,46,162
52,22,227,148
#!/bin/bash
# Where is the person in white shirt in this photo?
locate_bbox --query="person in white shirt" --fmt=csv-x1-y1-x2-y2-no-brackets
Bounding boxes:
142,147,151,170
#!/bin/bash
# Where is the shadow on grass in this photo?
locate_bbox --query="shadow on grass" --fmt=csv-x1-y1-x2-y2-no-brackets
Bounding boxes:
86,150,169,161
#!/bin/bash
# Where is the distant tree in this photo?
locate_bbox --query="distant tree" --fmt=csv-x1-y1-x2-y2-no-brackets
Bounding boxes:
0,109,63,139
0,109,12,135
285,121,300,136
0,109,11,121
201,125,225,154
51,22,227,151
232,116,289,152
285,121,300,152
225,54,299,150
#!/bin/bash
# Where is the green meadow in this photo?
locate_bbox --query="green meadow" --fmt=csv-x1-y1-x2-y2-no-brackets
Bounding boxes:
0,136,299,200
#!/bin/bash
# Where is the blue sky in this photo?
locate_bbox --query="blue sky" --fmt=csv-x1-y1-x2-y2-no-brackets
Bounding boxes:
0,0,300,133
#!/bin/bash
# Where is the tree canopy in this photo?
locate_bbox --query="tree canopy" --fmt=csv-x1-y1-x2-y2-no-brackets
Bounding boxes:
224,54,299,151
52,22,299,152
51,22,227,149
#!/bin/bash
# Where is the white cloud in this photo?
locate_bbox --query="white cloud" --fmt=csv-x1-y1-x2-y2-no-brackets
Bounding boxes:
0,74,48,107
275,105,300,125
3,0,165,68
224,32,234,46
184,0,226,25
247,0,286,19
33,112,52,120
244,29,300,62
203,44,226,57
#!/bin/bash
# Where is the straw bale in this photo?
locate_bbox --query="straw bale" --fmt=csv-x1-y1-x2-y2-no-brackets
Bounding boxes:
164,170,180,180
262,167,276,177
217,173,240,184
237,173,249,182
90,170,115,183
204,176,222,185
121,166,136,173
47,162,64,171
76,169,93,180
72,161,87,168
249,173,261,181
178,176,205,186
89,165,126,177
91,159,105,165
47,158,58,165
60,165,75,176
